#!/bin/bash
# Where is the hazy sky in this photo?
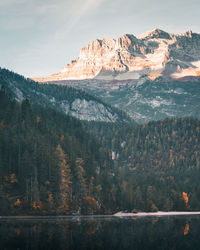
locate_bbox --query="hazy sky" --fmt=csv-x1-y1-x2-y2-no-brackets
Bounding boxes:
1,0,200,77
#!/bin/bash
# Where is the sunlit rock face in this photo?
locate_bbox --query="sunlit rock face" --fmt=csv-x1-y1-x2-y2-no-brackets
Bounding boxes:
33,29,200,82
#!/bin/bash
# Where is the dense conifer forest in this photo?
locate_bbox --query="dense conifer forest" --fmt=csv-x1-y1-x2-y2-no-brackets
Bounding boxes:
0,87,200,215
0,89,113,215
84,118,200,212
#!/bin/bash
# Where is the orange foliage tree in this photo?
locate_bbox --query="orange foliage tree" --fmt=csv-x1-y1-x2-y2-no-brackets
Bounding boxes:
182,192,189,205
56,144,72,213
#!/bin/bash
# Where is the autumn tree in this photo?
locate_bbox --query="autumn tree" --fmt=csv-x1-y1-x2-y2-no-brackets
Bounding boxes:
74,158,87,212
55,144,72,213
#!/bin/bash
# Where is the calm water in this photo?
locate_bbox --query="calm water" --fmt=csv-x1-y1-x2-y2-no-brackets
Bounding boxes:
0,215,200,250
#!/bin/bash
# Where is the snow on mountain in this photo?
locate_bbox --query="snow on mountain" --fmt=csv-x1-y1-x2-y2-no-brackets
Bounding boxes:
33,29,200,82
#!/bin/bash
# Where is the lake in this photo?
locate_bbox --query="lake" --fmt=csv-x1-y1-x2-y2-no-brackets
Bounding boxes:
0,215,199,250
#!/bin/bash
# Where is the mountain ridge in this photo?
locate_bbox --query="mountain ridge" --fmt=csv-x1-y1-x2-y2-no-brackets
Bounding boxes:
46,78,200,123
0,68,132,123
33,29,200,82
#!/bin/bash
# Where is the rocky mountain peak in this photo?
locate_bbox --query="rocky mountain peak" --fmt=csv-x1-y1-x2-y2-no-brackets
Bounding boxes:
182,30,193,38
138,28,172,40
33,29,200,82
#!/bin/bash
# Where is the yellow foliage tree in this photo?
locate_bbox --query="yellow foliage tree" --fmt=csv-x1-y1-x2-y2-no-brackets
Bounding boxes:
83,196,98,214
32,201,42,209
184,223,190,235
182,192,189,205
14,198,21,206
4,173,18,184
56,144,72,212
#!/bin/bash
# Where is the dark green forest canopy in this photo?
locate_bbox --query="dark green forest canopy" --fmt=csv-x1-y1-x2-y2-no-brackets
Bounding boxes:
83,117,200,212
0,86,200,215
0,89,113,215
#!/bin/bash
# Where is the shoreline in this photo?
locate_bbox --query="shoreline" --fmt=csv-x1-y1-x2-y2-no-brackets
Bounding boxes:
114,211,200,217
0,211,200,220
0,215,113,220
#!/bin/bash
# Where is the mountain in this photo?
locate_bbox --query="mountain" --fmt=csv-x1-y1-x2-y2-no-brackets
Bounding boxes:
0,68,131,123
52,78,200,123
31,29,200,123
33,29,200,82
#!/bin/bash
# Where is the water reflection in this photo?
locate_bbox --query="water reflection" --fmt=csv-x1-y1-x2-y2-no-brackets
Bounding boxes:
0,216,199,250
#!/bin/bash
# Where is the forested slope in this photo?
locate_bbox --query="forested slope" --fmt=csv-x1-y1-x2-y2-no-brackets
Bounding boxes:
84,117,200,211
0,89,114,215
1,88,200,214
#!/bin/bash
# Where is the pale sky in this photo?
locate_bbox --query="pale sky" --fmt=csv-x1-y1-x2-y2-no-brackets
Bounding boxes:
0,0,200,77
